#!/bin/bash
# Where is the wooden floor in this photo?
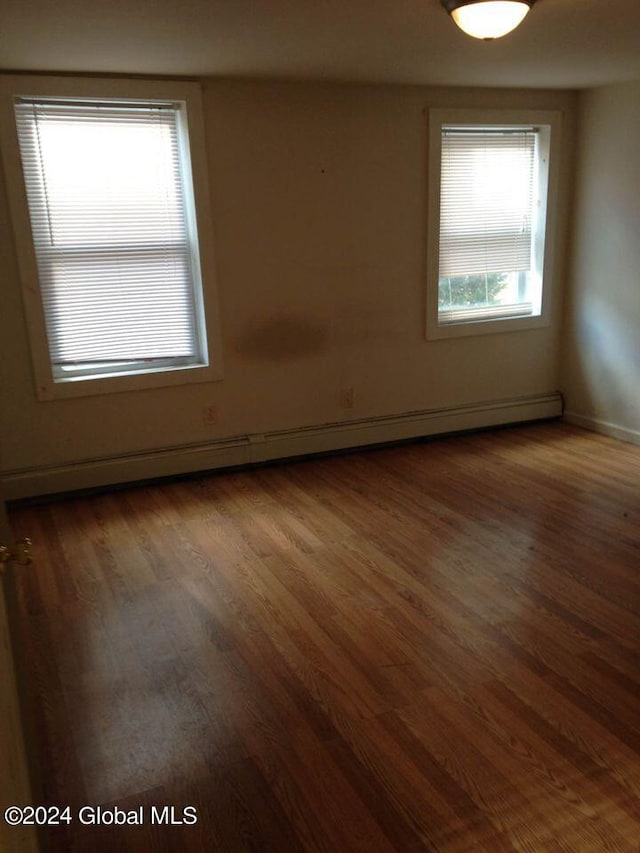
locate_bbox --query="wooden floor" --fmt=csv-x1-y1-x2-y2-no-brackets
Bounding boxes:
7,422,640,852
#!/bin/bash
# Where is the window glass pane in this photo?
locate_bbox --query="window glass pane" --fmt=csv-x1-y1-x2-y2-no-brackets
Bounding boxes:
438,127,537,324
14,99,203,376
24,108,184,248
42,250,195,363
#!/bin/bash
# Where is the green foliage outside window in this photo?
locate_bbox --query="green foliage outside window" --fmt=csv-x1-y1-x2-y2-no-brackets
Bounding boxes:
438,272,508,308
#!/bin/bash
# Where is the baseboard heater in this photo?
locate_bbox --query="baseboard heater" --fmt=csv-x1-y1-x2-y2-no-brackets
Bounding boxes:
2,392,562,500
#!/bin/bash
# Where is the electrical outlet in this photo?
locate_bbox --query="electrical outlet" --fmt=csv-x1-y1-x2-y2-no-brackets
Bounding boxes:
339,387,354,409
202,404,218,426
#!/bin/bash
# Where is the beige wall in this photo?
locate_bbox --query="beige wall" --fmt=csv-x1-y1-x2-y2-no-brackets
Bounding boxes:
562,81,640,442
0,79,576,480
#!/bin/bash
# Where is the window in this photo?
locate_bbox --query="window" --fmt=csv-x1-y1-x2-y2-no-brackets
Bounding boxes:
0,77,222,399
427,109,561,339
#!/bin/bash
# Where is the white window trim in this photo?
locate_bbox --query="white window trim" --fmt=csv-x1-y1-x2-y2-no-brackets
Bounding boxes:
0,75,223,400
426,108,562,341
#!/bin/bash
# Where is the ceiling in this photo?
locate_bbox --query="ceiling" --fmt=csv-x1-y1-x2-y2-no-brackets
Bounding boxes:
1,0,639,90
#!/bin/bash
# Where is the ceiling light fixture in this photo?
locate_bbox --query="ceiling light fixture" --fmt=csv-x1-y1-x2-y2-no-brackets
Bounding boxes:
441,0,536,40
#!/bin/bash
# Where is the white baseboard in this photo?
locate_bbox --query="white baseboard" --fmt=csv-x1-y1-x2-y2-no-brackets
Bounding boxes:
3,393,562,500
563,411,640,446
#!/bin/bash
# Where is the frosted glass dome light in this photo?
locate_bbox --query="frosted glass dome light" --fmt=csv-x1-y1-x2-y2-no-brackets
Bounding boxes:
442,0,536,40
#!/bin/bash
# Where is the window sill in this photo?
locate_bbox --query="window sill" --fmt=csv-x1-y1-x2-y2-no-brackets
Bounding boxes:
37,361,223,401
426,311,549,341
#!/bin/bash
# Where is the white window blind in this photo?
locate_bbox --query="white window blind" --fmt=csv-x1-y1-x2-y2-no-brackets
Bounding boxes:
439,128,536,277
14,98,205,379
438,127,537,324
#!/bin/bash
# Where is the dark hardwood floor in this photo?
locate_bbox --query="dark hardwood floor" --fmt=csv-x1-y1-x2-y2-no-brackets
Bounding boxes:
7,421,640,852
